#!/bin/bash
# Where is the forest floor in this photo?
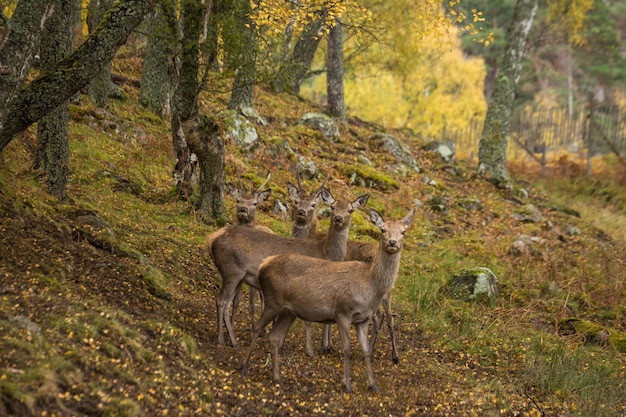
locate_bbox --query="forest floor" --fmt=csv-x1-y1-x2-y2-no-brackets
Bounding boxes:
1,54,626,416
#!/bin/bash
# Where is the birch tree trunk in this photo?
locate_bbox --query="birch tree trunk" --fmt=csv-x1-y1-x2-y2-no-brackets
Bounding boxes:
326,18,345,120
87,0,122,107
273,17,325,94
477,0,538,185
172,0,225,224
227,0,257,114
35,0,75,199
139,1,176,118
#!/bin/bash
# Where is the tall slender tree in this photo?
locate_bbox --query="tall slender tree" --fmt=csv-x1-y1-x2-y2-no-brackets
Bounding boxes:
477,0,538,185
172,0,226,224
139,1,176,118
35,0,75,199
87,0,123,106
226,0,257,115
326,17,345,120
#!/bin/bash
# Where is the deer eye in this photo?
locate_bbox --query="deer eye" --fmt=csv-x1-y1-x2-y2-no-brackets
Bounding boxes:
253,202,258,206
311,203,317,208
401,230,406,235
380,228,386,233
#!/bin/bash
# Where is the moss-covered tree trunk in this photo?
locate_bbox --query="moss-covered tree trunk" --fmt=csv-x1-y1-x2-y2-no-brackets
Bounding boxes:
172,0,225,223
35,0,75,200
273,17,325,94
0,0,159,151
226,0,256,114
0,0,56,127
326,18,345,120
477,0,538,185
139,1,176,118
87,0,122,107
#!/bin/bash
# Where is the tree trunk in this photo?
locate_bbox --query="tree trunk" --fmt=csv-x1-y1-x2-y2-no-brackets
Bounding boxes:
0,0,56,122
35,0,75,200
0,0,159,151
477,0,538,185
227,0,257,114
273,17,325,94
87,0,121,107
172,0,225,224
139,2,176,118
326,18,345,120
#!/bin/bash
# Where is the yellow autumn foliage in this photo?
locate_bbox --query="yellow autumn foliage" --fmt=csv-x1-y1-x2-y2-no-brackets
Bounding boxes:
302,25,487,139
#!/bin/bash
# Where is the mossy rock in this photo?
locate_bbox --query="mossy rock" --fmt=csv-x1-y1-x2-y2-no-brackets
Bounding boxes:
337,163,399,191
559,318,626,353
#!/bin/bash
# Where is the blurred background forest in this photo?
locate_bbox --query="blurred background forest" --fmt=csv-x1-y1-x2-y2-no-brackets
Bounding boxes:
297,0,626,171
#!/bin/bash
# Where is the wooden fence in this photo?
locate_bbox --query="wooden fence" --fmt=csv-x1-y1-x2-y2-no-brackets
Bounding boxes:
437,103,626,177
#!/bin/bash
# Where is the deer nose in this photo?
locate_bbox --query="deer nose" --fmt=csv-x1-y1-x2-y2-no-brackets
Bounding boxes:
238,207,248,213
296,208,306,216
334,215,343,223
388,240,397,247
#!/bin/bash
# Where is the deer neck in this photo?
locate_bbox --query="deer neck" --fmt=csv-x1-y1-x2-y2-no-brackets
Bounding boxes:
322,220,349,261
292,216,317,239
370,243,402,297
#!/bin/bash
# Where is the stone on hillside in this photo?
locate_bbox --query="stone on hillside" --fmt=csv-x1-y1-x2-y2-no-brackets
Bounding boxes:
299,113,340,142
297,156,318,180
217,110,259,151
370,133,420,173
443,267,500,306
509,234,545,256
273,199,288,219
10,315,41,335
423,140,456,162
458,198,483,211
238,105,268,126
511,204,545,223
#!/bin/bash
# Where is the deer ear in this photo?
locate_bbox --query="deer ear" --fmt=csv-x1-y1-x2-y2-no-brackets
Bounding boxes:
402,208,417,227
320,186,335,205
257,189,271,202
353,194,369,209
287,182,298,201
227,184,240,198
369,208,385,229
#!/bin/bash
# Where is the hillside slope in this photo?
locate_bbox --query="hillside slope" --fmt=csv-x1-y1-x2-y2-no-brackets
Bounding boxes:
1,75,625,416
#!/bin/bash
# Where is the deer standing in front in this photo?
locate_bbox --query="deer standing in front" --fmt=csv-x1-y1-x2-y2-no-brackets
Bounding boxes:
207,188,369,347
226,172,272,328
241,207,416,393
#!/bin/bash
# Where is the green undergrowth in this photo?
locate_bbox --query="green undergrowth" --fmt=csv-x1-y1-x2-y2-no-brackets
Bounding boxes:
1,78,625,416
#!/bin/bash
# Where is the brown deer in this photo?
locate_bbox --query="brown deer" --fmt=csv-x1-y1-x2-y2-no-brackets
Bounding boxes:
241,207,416,393
287,169,326,239
227,171,272,230
226,172,272,325
207,188,369,347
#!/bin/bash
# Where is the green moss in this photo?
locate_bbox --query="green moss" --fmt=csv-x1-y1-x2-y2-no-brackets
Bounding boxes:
337,163,399,190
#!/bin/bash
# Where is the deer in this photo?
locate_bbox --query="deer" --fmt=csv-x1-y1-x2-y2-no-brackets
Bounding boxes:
287,168,326,239
207,188,369,347
226,171,272,327
241,207,416,393
227,171,272,231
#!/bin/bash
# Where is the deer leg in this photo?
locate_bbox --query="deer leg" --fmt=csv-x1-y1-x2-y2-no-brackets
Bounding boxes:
241,303,281,376
269,312,297,383
356,320,379,392
231,281,243,326
304,321,314,358
369,306,384,354
336,317,353,393
217,277,243,347
320,323,333,354
382,296,399,364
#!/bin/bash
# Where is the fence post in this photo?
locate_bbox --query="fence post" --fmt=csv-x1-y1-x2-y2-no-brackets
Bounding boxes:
585,98,594,180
